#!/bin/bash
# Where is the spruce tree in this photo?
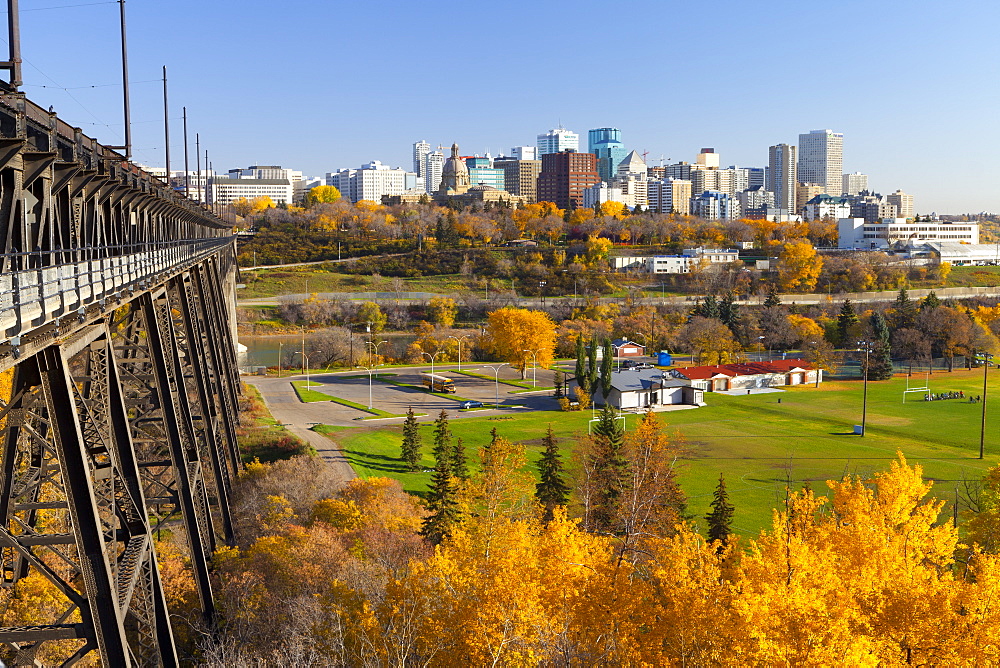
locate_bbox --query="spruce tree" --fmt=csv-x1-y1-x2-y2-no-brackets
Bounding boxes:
535,426,569,521
400,406,422,471
706,474,734,545
451,437,469,480
719,292,739,330
892,287,917,330
574,336,588,393
837,299,860,346
866,312,894,380
432,409,452,464
553,370,565,398
600,339,614,400
590,405,629,533
763,284,781,309
421,446,458,544
700,294,720,319
921,291,941,311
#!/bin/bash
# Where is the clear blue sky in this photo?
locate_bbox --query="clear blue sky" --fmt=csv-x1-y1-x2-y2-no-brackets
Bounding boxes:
9,0,997,213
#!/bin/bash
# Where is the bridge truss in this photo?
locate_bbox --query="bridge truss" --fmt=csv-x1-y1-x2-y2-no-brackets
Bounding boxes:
0,86,241,666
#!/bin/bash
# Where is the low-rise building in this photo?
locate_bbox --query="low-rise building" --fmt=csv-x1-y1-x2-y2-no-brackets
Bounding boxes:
612,247,740,274
803,194,851,221
568,368,705,410
838,217,979,250
671,360,820,391
327,161,413,203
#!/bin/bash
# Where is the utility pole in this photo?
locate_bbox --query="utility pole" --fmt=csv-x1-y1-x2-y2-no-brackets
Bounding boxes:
195,133,201,203
183,107,190,198
162,66,170,178
1,0,23,90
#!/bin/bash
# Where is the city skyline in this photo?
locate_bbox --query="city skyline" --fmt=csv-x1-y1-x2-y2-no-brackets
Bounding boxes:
8,0,996,214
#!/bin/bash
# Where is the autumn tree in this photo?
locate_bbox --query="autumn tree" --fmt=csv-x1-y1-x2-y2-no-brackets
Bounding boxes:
303,185,342,206
676,316,744,364
427,297,458,327
357,301,388,338
706,474,734,545
482,307,556,379
535,426,569,521
400,407,422,471
777,239,823,292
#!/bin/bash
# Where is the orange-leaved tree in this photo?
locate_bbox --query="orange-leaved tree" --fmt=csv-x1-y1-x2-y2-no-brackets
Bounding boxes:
481,307,556,379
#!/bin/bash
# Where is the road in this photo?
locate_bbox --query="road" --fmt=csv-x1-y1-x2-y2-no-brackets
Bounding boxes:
238,285,1000,308
243,364,561,481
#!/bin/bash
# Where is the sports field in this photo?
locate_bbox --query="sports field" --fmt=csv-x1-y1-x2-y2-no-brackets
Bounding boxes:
323,367,1000,536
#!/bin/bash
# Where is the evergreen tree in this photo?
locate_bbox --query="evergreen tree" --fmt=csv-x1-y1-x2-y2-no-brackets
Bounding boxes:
553,369,565,398
400,406,422,471
921,291,941,311
590,405,630,533
600,339,614,399
587,337,599,393
706,474,734,545
432,409,452,463
866,312,894,380
535,426,569,521
892,287,917,330
451,437,469,480
837,299,860,346
694,294,720,319
420,445,459,544
574,335,588,393
763,284,781,309
719,292,740,330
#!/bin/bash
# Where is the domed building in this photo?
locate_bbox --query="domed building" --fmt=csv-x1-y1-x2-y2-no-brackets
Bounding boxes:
438,143,471,196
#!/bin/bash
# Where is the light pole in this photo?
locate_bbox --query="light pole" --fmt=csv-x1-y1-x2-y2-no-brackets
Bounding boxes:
979,352,993,460
366,339,389,366
448,335,470,371
522,349,539,387
362,363,381,410
538,280,547,308
758,335,768,362
422,350,443,378
480,363,509,409
277,341,282,378
857,340,873,437
292,351,311,390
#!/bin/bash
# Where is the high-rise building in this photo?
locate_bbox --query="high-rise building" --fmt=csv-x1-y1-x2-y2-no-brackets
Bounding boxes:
798,129,843,195
495,158,541,202
326,161,411,203
413,140,431,177
537,150,599,209
745,167,765,190
616,150,647,177
690,190,740,221
696,148,720,169
842,172,868,196
510,146,537,161
796,182,825,212
767,144,797,212
887,190,914,219
536,127,579,156
588,127,626,182
737,187,775,217
423,151,444,193
647,179,691,214
465,157,506,191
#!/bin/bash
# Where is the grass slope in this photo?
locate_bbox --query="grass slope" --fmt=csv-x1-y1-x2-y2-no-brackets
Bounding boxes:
315,369,1000,535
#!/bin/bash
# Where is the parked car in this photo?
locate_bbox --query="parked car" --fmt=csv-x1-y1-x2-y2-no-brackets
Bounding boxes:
460,400,484,409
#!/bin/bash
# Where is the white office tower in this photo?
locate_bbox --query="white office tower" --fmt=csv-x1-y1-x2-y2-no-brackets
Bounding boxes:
887,190,914,219
797,129,843,196
767,144,797,212
413,140,431,176
326,161,409,203
842,172,868,196
423,151,444,193
536,127,579,155
510,146,537,160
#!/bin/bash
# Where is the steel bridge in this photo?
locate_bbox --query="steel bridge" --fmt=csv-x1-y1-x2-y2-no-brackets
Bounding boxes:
0,84,241,666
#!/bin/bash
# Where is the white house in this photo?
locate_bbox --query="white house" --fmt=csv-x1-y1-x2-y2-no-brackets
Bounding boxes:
569,368,704,410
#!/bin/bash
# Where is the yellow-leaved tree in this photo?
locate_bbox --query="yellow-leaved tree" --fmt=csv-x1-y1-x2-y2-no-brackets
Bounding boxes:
481,307,556,379
777,238,823,291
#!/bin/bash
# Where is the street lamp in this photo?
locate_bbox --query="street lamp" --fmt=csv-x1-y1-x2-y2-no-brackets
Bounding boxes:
758,335,768,362
292,351,311,390
522,349,539,387
277,341,282,378
538,280,547,307
480,363,509,409
362,363,381,410
979,352,993,460
857,340,874,437
422,350,443,378
366,339,389,366
448,335,470,371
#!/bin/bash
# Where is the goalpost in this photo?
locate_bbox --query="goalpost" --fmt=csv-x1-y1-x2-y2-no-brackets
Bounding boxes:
902,371,931,403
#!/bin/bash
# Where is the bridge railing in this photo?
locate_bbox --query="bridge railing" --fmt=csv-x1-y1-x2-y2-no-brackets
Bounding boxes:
0,236,233,338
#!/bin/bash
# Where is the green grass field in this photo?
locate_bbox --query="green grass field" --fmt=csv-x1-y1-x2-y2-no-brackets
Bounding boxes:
318,368,1000,536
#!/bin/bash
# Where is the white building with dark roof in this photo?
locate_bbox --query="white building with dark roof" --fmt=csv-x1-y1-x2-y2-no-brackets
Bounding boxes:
568,367,704,410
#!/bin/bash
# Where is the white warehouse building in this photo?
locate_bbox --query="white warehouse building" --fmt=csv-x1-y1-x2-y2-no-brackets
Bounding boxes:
838,217,979,250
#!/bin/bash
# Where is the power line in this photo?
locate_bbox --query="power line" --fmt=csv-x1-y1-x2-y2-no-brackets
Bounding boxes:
23,78,159,90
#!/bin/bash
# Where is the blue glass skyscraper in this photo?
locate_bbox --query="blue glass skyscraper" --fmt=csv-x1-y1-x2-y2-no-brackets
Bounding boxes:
588,127,626,182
